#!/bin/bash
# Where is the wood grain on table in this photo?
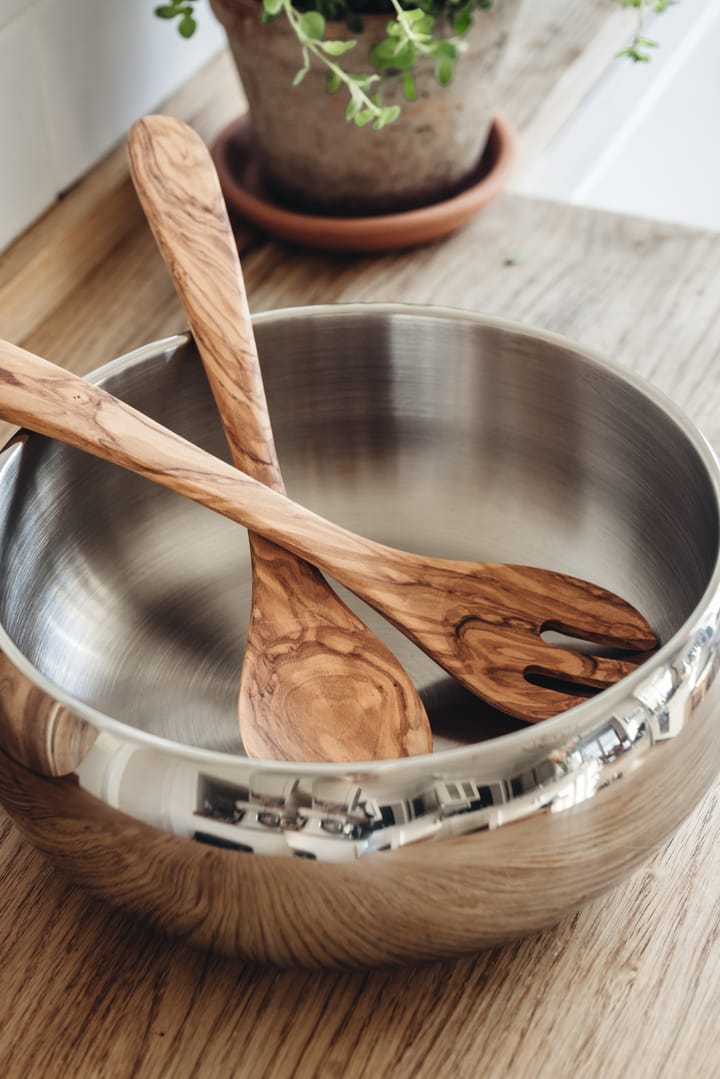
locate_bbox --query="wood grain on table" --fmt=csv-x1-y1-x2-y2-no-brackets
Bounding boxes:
1,2,719,1076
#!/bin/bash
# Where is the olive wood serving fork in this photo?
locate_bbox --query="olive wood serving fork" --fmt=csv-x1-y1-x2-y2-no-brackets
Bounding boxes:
0,339,657,724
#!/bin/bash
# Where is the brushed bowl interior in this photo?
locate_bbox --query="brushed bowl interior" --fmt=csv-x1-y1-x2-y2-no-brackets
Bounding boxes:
0,307,716,755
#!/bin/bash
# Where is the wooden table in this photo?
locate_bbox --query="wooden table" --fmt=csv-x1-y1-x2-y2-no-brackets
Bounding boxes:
1,4,719,1075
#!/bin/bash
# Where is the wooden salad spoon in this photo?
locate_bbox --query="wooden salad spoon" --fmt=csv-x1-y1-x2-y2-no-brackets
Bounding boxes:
0,339,658,724
127,114,432,763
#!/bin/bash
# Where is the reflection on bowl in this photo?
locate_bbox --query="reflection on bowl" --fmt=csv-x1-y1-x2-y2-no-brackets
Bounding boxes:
0,304,718,968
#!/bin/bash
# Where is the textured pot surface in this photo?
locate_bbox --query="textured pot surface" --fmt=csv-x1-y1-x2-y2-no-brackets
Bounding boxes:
0,305,719,968
210,0,521,214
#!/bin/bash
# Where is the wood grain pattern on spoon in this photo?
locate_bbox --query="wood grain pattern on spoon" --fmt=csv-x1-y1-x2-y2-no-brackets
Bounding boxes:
127,114,432,764
0,340,658,722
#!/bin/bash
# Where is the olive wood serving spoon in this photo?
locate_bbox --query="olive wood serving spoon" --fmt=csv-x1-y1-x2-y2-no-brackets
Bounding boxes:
127,114,432,763
0,339,658,723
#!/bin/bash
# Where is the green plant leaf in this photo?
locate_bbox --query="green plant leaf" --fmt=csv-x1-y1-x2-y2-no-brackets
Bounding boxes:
320,39,357,56
401,8,427,24
403,71,417,101
299,11,325,40
263,0,285,15
452,2,473,36
353,108,376,127
371,39,416,71
435,54,454,85
326,69,342,94
370,39,399,66
353,73,381,90
434,41,457,60
153,5,178,18
374,105,401,130
416,14,435,34
178,12,197,37
345,97,362,119
393,42,417,69
398,11,433,36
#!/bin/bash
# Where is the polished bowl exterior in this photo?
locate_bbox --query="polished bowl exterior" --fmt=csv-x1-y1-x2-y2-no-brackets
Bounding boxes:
0,304,718,968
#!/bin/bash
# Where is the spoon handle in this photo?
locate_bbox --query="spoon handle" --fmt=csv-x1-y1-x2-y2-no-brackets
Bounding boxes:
128,116,283,494
0,339,384,579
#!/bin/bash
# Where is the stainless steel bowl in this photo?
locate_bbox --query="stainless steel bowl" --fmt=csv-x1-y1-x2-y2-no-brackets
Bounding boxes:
0,304,718,969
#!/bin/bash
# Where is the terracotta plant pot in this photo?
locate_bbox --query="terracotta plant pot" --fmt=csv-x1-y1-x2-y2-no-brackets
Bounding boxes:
209,0,522,216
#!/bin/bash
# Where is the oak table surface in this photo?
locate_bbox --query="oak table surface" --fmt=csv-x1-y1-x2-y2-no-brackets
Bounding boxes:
1,5,719,1077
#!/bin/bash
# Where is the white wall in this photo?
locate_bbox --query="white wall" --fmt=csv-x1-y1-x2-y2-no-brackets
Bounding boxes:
0,0,225,251
517,0,720,232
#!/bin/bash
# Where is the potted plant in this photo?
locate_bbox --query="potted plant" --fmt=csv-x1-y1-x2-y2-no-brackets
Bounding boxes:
153,0,670,219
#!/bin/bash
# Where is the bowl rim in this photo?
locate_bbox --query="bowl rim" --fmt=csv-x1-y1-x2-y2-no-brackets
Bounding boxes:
1,302,719,774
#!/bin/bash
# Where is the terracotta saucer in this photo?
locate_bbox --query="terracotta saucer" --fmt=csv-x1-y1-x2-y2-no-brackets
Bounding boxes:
211,113,517,254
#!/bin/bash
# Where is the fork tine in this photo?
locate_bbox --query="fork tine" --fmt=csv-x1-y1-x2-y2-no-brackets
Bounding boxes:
525,644,650,689
502,565,658,651
493,645,649,723
489,683,594,723
513,635,653,720
454,622,650,723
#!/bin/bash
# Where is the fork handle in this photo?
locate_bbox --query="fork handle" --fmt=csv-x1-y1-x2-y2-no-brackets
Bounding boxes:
0,339,387,582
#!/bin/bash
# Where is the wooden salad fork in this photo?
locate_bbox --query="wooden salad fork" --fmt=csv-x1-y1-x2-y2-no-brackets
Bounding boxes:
127,113,432,764
0,339,658,724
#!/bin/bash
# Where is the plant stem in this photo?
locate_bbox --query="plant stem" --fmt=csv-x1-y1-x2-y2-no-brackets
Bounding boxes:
281,0,384,120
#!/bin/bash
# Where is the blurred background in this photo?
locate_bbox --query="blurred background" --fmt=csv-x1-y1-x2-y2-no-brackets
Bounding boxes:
1,0,718,251
518,0,720,232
